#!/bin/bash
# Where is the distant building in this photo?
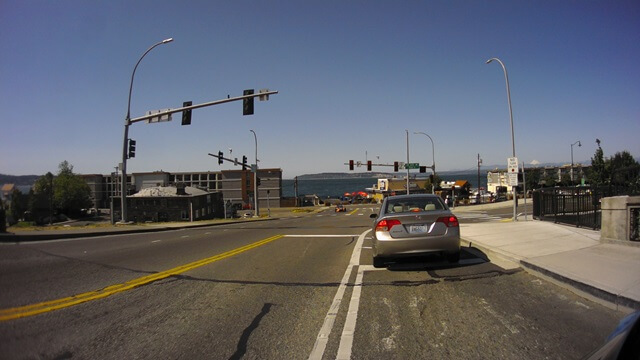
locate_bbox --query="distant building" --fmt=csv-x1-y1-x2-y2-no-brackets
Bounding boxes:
1,184,16,202
80,168,283,216
121,185,223,222
486,164,591,194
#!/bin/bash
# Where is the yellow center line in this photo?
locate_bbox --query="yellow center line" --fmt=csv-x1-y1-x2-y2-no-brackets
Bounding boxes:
348,209,358,216
0,234,284,322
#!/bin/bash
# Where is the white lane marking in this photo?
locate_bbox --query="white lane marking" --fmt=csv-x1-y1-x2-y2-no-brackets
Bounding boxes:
307,229,370,360
180,235,189,238
151,240,161,243
336,265,365,359
361,246,372,249
479,298,519,334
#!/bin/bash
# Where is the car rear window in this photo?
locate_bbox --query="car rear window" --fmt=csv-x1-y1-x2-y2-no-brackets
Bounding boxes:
385,197,445,213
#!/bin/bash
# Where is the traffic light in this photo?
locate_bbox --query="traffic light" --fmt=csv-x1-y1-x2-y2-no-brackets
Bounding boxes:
367,160,372,171
218,151,223,165
394,161,399,172
349,160,354,171
242,155,247,167
243,89,254,115
181,101,192,125
128,139,136,158
420,166,427,173
257,177,261,186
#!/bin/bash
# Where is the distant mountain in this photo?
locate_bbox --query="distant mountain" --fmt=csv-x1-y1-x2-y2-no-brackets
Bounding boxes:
0,174,39,185
296,172,394,180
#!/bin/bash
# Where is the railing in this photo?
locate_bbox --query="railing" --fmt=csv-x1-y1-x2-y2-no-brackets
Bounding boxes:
532,186,635,229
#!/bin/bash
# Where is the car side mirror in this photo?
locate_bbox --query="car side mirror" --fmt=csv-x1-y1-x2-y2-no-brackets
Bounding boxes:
370,213,378,219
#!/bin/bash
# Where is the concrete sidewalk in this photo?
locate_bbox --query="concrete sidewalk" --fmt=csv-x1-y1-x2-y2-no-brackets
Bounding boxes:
459,220,640,312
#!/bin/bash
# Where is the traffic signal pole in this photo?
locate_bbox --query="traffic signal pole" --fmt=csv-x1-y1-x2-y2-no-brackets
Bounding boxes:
120,90,278,223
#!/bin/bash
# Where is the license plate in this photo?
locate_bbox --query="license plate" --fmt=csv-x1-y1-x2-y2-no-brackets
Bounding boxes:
409,225,429,233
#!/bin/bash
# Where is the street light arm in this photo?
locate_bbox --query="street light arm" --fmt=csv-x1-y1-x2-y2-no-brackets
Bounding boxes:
413,132,436,171
486,57,515,158
126,38,174,122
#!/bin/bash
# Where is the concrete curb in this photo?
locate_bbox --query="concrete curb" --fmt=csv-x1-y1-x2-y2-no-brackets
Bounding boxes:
519,259,640,312
461,236,639,312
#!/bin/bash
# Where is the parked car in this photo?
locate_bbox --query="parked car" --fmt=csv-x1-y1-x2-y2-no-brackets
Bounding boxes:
584,310,639,359
335,204,346,212
370,194,460,268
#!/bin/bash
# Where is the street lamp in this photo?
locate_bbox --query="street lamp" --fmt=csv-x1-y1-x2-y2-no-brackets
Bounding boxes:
119,38,173,223
250,129,259,217
486,57,518,221
571,140,581,183
413,132,436,194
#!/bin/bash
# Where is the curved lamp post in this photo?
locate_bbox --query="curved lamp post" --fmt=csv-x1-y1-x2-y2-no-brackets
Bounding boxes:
413,132,436,194
486,57,517,220
120,38,173,223
250,130,259,217
571,140,581,183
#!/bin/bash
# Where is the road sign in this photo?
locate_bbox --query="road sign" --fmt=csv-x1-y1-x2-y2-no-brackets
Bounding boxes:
146,109,172,123
508,173,518,186
404,163,420,169
507,157,519,173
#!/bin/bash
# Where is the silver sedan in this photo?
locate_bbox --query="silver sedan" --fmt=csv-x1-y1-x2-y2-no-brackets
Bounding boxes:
370,194,460,268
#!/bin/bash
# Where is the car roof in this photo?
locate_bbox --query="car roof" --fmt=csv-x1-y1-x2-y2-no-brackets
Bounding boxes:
385,194,440,201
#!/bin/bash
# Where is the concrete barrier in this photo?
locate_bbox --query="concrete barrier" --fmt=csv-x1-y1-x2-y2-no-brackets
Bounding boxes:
601,196,640,243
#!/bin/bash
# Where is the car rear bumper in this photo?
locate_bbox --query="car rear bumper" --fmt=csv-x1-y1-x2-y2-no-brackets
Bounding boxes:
373,231,460,257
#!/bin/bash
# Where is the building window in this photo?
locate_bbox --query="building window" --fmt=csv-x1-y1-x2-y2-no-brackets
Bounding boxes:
181,210,188,220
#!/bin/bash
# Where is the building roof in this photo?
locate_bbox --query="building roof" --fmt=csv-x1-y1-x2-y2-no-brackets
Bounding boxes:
131,186,209,197
1,184,15,193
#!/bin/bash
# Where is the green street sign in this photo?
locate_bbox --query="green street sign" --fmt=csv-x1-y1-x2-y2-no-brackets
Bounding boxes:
404,163,420,169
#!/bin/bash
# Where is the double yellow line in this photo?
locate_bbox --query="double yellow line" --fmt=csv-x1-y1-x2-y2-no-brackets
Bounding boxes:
0,234,283,322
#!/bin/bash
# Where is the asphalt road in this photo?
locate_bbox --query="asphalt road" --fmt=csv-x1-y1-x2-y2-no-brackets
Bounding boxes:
0,205,624,359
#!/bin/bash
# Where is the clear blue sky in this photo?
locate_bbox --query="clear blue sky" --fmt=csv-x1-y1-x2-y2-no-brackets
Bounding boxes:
1,0,638,179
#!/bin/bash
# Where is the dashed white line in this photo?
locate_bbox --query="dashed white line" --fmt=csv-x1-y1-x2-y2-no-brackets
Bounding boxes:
336,265,364,359
307,229,370,360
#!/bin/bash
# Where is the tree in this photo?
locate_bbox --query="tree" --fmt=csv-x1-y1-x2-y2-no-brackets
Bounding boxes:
30,172,54,223
53,161,92,216
525,168,542,190
28,161,93,222
608,151,640,188
8,188,28,222
587,145,609,186
588,145,639,190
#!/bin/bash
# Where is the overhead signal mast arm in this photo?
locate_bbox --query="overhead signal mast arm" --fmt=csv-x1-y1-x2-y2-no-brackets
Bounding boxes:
129,90,279,124
209,152,251,170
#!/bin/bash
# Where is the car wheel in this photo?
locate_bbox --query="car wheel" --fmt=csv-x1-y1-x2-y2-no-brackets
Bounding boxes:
447,251,460,263
373,256,387,268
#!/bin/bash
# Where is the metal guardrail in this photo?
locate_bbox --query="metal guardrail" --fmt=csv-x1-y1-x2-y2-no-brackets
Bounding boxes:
532,186,635,229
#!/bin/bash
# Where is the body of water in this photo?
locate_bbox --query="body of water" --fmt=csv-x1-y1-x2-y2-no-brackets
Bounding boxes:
282,173,487,198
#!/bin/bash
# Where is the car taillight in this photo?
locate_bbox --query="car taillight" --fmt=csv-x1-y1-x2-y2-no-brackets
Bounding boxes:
436,216,459,227
376,219,401,232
